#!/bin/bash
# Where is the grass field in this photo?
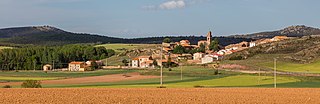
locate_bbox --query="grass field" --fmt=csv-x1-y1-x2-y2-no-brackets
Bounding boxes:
39,66,304,88
95,44,158,53
0,46,12,50
0,70,135,82
2,66,320,88
52,75,298,88
0,76,60,82
96,44,159,66
223,54,320,73
261,60,320,73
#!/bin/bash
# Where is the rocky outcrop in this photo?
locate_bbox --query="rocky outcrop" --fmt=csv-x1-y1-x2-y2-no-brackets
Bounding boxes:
230,25,320,39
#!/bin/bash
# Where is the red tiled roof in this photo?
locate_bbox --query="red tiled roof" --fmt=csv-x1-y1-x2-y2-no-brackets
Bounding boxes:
69,62,84,64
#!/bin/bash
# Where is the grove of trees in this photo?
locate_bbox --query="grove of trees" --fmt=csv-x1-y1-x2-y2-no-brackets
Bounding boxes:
0,44,115,71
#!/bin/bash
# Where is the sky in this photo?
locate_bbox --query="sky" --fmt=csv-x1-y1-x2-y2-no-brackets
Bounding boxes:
0,0,319,38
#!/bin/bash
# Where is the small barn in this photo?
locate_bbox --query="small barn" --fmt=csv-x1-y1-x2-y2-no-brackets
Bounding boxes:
43,64,52,71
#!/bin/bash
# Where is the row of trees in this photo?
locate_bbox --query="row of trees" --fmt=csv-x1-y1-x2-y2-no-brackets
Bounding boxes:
0,44,115,71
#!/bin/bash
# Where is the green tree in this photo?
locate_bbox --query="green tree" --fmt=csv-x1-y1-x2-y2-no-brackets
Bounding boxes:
173,45,186,54
90,60,98,70
153,60,158,67
209,38,220,51
122,59,129,66
198,43,206,53
163,38,171,43
21,80,42,88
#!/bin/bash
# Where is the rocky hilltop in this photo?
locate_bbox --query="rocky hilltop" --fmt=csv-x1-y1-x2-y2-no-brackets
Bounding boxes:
230,25,320,39
225,35,320,63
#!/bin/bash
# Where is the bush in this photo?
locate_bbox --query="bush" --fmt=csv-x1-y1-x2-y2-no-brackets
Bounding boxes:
229,55,244,60
21,80,42,88
2,85,11,88
157,86,166,88
168,68,172,71
194,85,205,88
214,70,219,75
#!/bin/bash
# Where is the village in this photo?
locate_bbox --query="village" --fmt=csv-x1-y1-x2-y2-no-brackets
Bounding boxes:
40,31,290,72
128,31,290,69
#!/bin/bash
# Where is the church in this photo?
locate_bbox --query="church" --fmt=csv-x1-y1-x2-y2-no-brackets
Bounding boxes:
197,31,212,49
162,31,213,53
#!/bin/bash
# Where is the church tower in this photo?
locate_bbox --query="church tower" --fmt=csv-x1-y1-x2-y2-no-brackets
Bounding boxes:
206,31,212,46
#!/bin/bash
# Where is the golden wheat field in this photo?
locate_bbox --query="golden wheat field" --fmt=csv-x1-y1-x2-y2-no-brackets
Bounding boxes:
0,88,319,104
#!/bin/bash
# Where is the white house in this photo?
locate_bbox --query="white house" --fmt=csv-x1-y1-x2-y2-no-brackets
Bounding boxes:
249,42,256,47
131,56,154,68
201,55,217,64
131,58,139,68
193,52,204,61
68,62,86,71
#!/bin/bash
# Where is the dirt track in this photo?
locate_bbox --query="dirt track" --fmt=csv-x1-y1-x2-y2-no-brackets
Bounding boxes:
0,72,158,86
0,88,319,104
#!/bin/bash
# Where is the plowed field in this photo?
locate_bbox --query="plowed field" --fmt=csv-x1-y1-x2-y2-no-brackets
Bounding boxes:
0,88,319,104
0,72,158,86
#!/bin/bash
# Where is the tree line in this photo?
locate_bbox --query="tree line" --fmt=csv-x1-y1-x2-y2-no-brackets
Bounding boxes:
0,44,115,71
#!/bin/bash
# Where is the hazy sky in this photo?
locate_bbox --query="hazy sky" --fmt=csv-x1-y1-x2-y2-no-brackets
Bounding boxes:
0,0,319,38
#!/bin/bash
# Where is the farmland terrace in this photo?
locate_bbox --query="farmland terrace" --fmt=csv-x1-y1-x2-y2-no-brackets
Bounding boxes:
0,88,319,104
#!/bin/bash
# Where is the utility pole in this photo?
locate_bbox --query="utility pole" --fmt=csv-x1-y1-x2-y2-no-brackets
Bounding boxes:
180,64,183,80
258,68,261,86
274,58,277,88
52,60,55,71
33,60,36,71
160,46,163,86
105,59,108,66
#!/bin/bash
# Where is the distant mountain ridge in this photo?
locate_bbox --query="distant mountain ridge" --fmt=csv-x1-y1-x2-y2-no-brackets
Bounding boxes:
0,26,66,38
229,25,320,39
0,25,252,46
0,26,124,45
3,25,319,46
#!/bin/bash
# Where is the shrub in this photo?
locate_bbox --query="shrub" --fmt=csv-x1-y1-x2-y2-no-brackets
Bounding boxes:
2,85,11,88
21,80,42,88
214,70,219,75
194,85,205,88
229,55,244,60
157,86,166,88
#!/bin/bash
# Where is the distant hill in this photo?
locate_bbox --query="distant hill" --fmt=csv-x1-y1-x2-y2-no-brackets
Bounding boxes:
0,26,252,46
225,35,320,63
229,25,320,39
0,26,124,45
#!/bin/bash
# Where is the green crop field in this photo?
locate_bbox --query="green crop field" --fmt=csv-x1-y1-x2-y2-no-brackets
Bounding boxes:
260,60,320,73
0,76,60,82
0,70,135,81
41,66,306,88
2,66,320,88
223,54,320,73
96,44,158,53
0,46,12,50
97,44,159,66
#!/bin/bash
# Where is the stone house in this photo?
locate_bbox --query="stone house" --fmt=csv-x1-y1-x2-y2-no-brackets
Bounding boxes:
43,64,52,71
68,62,86,71
193,52,204,61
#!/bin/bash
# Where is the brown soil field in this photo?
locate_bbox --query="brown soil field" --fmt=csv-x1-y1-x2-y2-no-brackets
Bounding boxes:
0,72,158,86
0,88,319,104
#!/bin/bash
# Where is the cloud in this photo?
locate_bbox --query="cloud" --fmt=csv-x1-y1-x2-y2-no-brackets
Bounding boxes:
159,0,186,10
143,0,209,10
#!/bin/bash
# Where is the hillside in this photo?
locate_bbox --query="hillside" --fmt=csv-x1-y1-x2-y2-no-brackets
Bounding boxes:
0,26,125,45
0,26,251,46
230,25,320,39
225,35,320,63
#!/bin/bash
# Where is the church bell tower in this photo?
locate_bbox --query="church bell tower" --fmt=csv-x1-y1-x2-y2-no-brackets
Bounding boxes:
207,31,212,46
